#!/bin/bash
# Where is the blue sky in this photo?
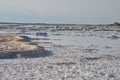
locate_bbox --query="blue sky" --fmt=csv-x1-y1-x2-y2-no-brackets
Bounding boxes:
0,0,120,24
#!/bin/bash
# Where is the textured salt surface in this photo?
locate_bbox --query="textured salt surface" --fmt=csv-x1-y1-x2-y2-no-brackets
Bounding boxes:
0,44,120,80
0,24,120,80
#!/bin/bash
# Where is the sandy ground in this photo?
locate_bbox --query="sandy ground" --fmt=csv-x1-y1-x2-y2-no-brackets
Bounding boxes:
0,43,120,80
0,34,45,58
0,34,37,52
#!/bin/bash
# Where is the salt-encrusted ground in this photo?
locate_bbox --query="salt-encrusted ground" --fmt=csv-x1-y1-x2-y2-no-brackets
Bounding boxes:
0,43,120,80
0,24,120,80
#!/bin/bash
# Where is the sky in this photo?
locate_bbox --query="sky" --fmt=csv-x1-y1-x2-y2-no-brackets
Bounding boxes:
0,0,120,24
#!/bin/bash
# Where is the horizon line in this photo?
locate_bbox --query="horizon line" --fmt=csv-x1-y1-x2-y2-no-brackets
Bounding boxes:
0,21,116,25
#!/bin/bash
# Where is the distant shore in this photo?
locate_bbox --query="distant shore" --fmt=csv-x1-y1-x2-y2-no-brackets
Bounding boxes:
0,22,120,26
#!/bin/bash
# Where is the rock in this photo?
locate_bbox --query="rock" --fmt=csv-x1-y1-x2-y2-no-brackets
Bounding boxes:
107,35,119,39
112,22,120,26
0,34,45,58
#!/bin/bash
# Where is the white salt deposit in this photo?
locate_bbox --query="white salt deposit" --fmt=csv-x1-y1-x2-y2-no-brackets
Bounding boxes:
0,24,120,80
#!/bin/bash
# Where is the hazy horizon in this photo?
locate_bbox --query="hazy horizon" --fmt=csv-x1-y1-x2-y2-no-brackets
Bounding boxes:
0,0,120,24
